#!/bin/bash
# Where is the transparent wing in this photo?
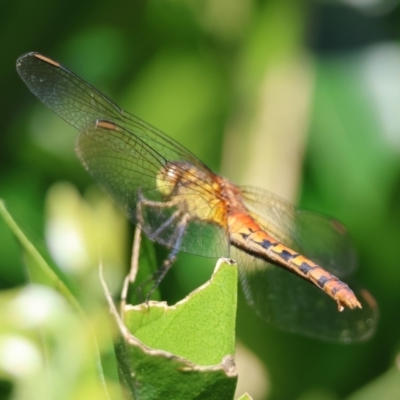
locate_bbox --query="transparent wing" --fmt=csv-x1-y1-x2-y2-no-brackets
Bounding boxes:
17,52,229,257
234,248,378,342
236,186,378,341
240,186,357,277
77,121,229,256
16,52,207,170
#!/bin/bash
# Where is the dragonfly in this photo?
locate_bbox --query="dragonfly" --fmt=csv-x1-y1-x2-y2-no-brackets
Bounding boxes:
16,52,378,343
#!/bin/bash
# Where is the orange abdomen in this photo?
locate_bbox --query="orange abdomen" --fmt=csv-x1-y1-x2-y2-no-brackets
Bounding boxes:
228,212,361,311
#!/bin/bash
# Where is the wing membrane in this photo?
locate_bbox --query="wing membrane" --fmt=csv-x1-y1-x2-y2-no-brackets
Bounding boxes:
17,52,229,257
234,248,378,342
240,186,357,277
236,187,377,341
16,52,209,171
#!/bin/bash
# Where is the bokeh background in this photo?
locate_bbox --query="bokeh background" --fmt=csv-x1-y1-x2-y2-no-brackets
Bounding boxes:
1,0,400,399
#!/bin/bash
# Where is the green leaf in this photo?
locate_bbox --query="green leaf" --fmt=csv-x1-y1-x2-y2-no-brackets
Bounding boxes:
124,257,237,365
0,200,81,314
103,258,238,399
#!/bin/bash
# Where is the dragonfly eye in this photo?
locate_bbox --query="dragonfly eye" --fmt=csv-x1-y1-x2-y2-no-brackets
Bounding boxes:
156,164,180,196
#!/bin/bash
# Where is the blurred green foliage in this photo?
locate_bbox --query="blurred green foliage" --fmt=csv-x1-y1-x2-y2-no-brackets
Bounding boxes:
1,0,400,399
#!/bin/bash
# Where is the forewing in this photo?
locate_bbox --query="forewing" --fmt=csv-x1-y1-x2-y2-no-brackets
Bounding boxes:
234,248,378,342
240,186,357,277
17,52,229,257
16,52,206,171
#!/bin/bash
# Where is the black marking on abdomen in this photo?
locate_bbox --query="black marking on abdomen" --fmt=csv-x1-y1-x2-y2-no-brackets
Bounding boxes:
299,262,315,274
260,239,275,250
317,275,334,288
240,232,250,240
277,249,299,262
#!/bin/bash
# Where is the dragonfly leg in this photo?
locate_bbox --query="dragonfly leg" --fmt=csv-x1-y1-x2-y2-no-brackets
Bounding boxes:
137,189,181,208
146,214,189,300
151,209,183,240
136,189,182,232
120,225,142,312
